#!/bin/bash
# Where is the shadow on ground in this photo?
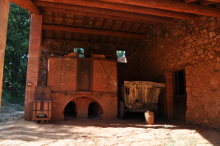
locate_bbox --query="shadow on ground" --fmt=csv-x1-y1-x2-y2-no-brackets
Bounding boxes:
0,113,219,146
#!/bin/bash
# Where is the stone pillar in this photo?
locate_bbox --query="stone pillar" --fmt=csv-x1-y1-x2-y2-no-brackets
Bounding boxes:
24,14,42,120
0,0,10,107
165,71,174,119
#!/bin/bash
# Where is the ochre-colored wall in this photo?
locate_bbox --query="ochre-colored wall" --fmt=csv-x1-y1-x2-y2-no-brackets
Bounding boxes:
138,16,220,128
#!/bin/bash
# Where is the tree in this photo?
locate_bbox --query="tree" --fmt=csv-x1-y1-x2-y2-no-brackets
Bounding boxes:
3,3,30,103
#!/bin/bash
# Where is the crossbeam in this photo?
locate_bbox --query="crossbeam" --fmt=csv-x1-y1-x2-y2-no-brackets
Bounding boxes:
100,0,220,17
42,7,170,24
37,2,172,24
36,0,196,20
204,0,220,2
43,25,146,39
11,0,39,14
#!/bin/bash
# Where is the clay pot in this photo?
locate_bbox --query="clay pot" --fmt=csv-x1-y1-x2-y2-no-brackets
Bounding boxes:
144,111,154,125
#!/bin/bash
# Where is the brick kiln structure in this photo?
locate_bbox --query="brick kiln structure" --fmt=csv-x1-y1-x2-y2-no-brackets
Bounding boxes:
0,0,220,128
47,57,117,120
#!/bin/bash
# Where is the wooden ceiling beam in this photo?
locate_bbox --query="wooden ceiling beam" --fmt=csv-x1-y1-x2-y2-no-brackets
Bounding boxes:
36,0,196,20
100,0,220,17
43,25,146,39
204,0,220,2
42,7,168,24
36,2,171,24
185,0,198,3
43,39,136,51
200,1,216,5
11,0,40,14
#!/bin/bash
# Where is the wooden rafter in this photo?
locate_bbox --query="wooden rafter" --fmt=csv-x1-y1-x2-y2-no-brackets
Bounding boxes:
37,2,172,24
36,0,197,20
43,25,146,39
200,1,216,5
42,38,139,53
11,0,39,14
42,7,170,24
204,0,220,2
100,0,220,17
185,0,198,3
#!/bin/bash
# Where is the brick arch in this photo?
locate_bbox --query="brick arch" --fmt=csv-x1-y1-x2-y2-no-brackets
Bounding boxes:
51,92,117,120
62,96,105,119
63,101,77,114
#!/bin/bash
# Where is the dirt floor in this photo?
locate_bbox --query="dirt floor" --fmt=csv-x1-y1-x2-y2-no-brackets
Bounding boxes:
0,100,23,122
0,117,220,146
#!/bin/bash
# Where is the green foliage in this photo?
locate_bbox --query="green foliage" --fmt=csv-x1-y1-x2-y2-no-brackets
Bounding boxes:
3,4,30,103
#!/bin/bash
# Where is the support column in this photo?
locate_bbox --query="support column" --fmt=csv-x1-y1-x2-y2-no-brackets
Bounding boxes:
25,14,42,120
0,0,10,107
165,71,174,119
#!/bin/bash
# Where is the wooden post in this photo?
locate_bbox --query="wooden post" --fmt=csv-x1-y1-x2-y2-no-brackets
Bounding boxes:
24,14,42,120
0,0,10,108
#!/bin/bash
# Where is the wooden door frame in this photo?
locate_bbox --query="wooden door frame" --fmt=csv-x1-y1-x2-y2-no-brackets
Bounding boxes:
165,66,188,120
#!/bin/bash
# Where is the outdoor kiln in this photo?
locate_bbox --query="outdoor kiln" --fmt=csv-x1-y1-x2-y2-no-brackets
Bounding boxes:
47,56,118,120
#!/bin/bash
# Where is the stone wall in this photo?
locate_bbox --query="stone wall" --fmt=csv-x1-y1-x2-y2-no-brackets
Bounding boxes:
139,16,220,128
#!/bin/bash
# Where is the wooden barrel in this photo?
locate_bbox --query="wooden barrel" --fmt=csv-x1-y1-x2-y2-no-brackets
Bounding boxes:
144,111,154,125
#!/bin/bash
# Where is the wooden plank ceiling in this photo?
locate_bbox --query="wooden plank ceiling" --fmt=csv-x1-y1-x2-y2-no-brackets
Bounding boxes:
11,0,220,56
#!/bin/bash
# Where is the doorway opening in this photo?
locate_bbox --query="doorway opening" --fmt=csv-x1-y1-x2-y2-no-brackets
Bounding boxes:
64,102,77,120
88,102,102,119
173,69,187,121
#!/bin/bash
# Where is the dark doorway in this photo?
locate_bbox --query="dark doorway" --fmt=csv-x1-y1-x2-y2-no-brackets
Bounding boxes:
64,102,77,120
77,59,91,91
173,69,187,121
88,102,102,118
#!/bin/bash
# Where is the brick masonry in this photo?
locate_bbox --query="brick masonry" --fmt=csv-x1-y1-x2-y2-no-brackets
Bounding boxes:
35,16,220,127
137,16,220,128
25,14,42,120
38,41,118,120
51,92,117,120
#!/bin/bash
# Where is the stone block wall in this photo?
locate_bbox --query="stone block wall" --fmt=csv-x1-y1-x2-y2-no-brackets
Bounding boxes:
138,16,220,128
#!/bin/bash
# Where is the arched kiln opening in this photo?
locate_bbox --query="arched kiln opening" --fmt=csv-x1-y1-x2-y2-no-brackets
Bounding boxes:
64,101,77,120
88,102,102,119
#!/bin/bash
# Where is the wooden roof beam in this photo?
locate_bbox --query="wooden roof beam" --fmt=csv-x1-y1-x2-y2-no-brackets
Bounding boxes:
11,0,40,14
100,0,220,17
43,38,137,51
204,0,220,2
43,25,146,39
42,7,169,24
36,2,172,24
36,0,196,20
200,1,216,5
185,0,199,3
